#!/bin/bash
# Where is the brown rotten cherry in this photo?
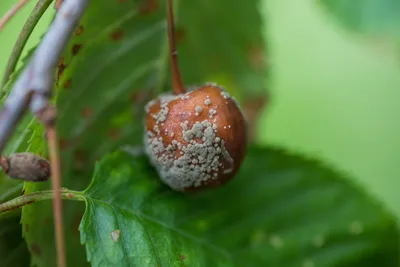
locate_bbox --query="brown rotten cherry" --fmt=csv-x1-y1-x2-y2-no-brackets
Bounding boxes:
144,83,247,191
143,0,247,191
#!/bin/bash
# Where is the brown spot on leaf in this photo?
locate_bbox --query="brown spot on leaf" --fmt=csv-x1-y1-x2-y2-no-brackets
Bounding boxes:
30,243,41,257
108,129,120,141
75,25,84,36
57,57,67,74
25,224,29,233
67,192,74,198
180,254,186,261
175,28,185,45
139,0,158,14
72,44,82,55
57,57,67,87
63,79,72,89
80,107,93,118
110,29,124,41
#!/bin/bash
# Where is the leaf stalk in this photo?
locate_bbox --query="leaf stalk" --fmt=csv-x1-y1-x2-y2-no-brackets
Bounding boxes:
0,188,84,214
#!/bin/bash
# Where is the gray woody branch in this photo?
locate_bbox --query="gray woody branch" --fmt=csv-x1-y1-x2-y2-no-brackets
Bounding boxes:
0,0,89,152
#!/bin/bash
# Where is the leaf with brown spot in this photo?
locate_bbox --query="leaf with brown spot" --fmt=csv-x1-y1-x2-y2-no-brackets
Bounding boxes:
110,29,124,41
63,79,72,89
75,25,84,36
80,107,94,118
174,27,185,45
72,44,83,55
30,243,42,257
139,0,158,14
20,0,267,265
107,128,120,141
79,148,399,266
0,50,48,205
57,57,67,83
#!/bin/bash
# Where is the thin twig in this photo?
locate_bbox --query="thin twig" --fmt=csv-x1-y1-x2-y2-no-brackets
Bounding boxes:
167,0,185,95
0,0,31,32
46,126,65,267
1,0,53,89
0,188,84,214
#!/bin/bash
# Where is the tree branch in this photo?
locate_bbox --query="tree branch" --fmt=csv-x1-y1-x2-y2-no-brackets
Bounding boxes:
0,1,90,266
0,0,89,153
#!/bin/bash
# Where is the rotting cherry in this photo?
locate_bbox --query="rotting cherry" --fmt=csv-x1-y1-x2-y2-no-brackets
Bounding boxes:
143,0,247,192
0,152,51,182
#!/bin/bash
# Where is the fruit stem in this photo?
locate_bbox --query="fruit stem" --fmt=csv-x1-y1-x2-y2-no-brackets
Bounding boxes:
167,0,185,95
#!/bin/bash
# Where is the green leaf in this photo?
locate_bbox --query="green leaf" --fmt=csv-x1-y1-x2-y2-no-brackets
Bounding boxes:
21,0,266,265
318,0,400,39
177,0,266,100
22,1,165,265
79,146,399,267
0,216,30,267
0,32,50,267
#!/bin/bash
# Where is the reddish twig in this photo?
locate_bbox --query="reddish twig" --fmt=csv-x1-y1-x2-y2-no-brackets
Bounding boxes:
46,125,65,267
0,0,31,32
167,0,185,95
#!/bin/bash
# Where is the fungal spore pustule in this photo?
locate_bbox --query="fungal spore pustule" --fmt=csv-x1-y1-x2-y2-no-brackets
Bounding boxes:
144,84,247,191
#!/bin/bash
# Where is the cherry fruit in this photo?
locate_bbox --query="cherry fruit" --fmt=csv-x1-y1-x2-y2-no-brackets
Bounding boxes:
143,0,247,191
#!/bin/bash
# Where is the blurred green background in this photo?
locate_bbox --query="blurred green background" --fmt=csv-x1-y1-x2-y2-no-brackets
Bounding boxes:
259,0,400,219
0,0,398,222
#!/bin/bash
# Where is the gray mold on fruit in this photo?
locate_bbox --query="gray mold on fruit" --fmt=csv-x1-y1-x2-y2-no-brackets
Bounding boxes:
144,85,240,191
